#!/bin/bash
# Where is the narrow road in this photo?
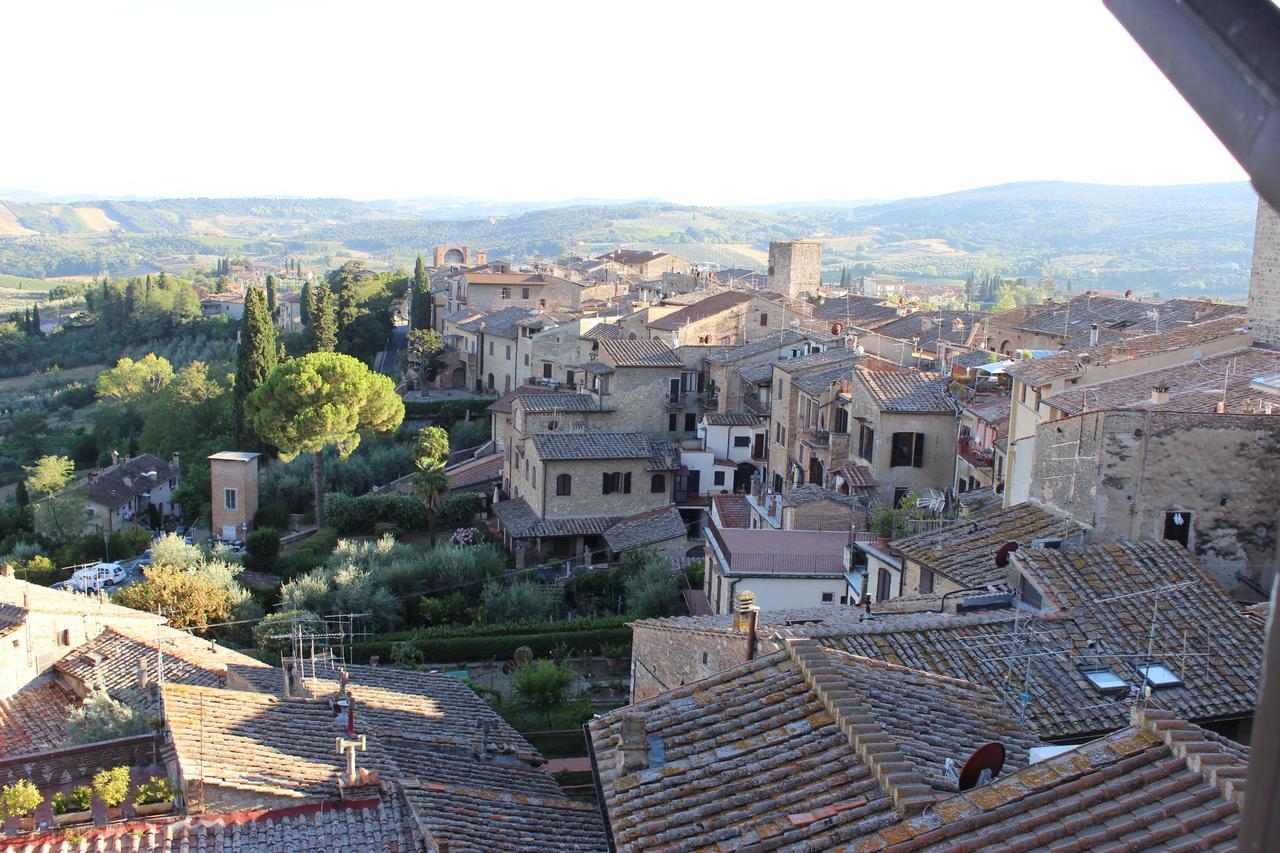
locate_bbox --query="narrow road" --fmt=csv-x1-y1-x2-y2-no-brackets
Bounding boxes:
375,322,409,377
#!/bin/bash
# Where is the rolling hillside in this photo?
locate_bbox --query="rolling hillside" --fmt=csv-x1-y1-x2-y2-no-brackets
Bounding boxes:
0,182,1259,298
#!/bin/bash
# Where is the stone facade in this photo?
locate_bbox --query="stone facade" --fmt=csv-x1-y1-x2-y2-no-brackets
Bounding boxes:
1249,198,1280,346
209,452,260,541
1031,409,1280,590
509,446,670,520
767,240,822,299
630,622,766,701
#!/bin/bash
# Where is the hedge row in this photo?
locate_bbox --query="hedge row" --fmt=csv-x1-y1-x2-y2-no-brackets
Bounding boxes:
325,492,429,535
415,614,630,640
352,625,632,663
402,398,492,425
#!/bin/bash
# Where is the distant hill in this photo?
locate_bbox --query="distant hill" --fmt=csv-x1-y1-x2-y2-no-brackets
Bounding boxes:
0,181,1258,299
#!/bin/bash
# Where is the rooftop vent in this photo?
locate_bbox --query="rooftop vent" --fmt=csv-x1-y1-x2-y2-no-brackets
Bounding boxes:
1151,384,1171,405
956,591,1015,613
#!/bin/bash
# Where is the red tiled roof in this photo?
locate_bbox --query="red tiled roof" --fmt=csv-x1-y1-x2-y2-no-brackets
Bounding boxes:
712,494,750,528
446,453,503,492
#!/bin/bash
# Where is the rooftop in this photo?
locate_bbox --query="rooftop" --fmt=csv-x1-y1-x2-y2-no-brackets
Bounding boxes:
597,338,683,367
811,294,902,328
711,493,751,528
492,498,621,539
457,305,540,339
532,432,658,461
444,452,504,492
603,506,688,552
711,527,848,576
702,411,759,427
855,368,957,413
645,291,755,330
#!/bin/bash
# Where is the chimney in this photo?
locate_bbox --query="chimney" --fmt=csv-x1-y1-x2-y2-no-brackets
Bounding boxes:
1,563,12,578
282,659,295,698
1151,384,1170,405
111,449,120,466
171,452,180,471
732,590,758,632
137,657,150,689
1088,324,1099,347
616,713,648,773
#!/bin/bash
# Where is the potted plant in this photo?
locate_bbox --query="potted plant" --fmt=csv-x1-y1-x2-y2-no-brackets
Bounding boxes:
0,779,43,833
131,777,176,817
92,766,130,821
51,786,93,827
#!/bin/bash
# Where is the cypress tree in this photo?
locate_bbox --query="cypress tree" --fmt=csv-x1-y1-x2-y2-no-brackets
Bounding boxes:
22,307,31,335
234,287,279,449
266,273,278,317
30,303,42,337
300,280,312,326
14,476,29,508
411,255,432,330
311,283,338,353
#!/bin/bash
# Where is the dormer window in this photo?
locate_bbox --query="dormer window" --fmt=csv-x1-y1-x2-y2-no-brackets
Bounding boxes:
1080,665,1128,696
1136,662,1183,689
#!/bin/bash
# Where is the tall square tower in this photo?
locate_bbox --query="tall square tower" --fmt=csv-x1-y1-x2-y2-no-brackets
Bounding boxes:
767,240,823,299
1249,199,1280,346
209,451,260,542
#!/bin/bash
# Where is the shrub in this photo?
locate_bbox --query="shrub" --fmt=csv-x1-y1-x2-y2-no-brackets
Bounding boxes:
252,610,325,656
448,419,489,452
113,564,233,632
0,779,42,819
436,492,482,530
514,660,576,728
91,766,131,809
480,580,561,623
390,641,422,667
418,592,469,627
51,785,93,815
402,398,490,425
64,687,150,744
325,492,429,535
253,500,291,531
132,776,176,806
624,555,682,618
275,527,339,578
352,622,632,663
450,527,482,546
244,528,280,573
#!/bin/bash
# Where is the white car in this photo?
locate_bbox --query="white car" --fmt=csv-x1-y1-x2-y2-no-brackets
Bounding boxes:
70,562,126,591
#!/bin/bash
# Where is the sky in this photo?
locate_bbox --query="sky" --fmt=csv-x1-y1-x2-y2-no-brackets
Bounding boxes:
0,0,1247,205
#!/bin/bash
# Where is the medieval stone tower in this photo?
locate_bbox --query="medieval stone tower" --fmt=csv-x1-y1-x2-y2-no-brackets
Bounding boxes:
1249,199,1280,346
766,240,823,299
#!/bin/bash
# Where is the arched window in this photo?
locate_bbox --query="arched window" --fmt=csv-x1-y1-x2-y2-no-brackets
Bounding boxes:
650,474,666,494
556,474,571,496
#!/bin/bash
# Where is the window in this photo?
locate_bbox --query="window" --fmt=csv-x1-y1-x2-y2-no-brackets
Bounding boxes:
821,592,834,603
523,354,530,366
772,473,783,493
1081,666,1128,696
759,312,768,327
713,470,726,486
733,435,751,448
833,408,849,434
566,369,574,385
522,287,530,299
890,432,925,468
858,424,875,460
501,287,511,299
224,488,237,510
58,628,71,647
1137,662,1183,688
669,413,679,431
489,341,494,356
602,472,631,494
623,472,632,493
539,298,546,308
684,413,696,432
556,474,571,496
701,652,708,664
651,474,666,493
892,487,910,508
602,472,615,495
531,466,536,488
542,362,552,379
919,567,934,594
1019,575,1043,609
505,345,511,360
1163,511,1190,548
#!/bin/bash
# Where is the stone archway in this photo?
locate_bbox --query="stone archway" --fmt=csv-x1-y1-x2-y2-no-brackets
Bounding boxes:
444,247,465,265
451,367,466,389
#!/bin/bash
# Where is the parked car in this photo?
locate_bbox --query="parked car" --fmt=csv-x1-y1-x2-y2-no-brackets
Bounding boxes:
137,549,153,569
70,562,126,592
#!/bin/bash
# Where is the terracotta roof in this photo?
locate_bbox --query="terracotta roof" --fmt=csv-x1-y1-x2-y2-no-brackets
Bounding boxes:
457,305,538,339
0,575,165,623
603,506,687,553
963,392,1012,424
0,677,77,758
835,464,878,489
779,484,862,509
461,271,581,287
1008,294,1246,339
645,291,755,330
599,249,672,266
703,329,813,364
445,452,503,492
597,338,683,366
492,497,621,539
855,367,957,413
88,453,177,511
891,503,1081,587
811,294,902,328
588,642,1038,850
711,493,751,528
701,412,758,426
712,528,847,575
871,310,987,348
514,393,609,413
1042,343,1280,416
400,782,605,851
532,432,655,460
1006,316,1250,386
580,321,623,340
485,385,560,414
54,624,265,694
775,348,863,375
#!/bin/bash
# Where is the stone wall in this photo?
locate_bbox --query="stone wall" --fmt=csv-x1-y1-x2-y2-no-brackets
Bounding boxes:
1249,199,1280,346
0,734,157,787
1031,409,1280,589
767,240,822,299
630,624,775,702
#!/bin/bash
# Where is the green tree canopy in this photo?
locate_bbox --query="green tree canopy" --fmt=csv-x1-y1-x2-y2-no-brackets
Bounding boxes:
96,354,175,404
234,287,279,449
24,455,75,541
311,283,338,352
245,352,404,527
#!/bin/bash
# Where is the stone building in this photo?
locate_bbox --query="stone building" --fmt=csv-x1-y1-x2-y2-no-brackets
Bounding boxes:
643,291,789,346
85,452,181,533
597,249,691,278
766,239,822,299
433,244,487,268
209,451,260,542
1249,198,1280,346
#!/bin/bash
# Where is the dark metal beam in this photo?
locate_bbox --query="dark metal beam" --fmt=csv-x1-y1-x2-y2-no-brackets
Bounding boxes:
1105,0,1280,209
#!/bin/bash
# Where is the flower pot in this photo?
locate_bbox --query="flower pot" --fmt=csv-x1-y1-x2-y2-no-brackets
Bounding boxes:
53,810,92,827
106,806,123,823
605,658,620,671
133,801,174,817
18,816,35,833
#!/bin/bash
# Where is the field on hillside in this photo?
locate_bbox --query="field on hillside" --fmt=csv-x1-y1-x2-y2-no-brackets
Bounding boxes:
0,281,50,313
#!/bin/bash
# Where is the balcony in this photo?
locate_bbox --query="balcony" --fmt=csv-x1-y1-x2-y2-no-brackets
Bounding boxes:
957,436,995,469
799,428,831,450
744,396,771,416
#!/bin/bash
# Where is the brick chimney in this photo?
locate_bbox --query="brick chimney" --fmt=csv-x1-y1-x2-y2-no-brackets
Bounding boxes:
1151,384,1171,405
616,713,648,773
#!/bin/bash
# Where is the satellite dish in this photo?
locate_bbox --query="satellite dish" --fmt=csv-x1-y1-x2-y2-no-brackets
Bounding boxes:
994,541,1019,568
958,742,1006,791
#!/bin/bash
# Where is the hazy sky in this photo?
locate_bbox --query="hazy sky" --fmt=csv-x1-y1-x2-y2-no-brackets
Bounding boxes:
2,0,1247,205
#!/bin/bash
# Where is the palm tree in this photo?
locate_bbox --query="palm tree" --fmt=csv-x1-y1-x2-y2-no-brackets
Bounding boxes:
414,464,450,544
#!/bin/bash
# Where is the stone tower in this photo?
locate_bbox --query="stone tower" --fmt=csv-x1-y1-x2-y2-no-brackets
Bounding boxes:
1249,199,1280,346
209,451,260,542
766,240,822,299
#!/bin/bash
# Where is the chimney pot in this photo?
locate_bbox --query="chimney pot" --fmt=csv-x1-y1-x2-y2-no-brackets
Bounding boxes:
1088,324,1100,347
1151,384,1171,405
616,712,648,772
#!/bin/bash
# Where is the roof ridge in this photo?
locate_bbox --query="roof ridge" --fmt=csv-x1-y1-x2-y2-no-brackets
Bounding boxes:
785,639,936,815
1129,707,1248,804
